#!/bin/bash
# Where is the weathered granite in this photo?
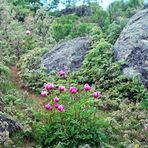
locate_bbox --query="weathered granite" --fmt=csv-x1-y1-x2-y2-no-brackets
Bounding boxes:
41,37,92,72
113,9,148,87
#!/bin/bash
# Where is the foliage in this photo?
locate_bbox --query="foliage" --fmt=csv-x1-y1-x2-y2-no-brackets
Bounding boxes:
32,8,55,47
0,0,147,147
52,15,74,41
0,64,35,146
0,63,11,76
106,22,123,44
100,99,148,147
73,39,147,102
141,99,148,109
107,0,144,23
20,68,49,91
77,39,113,83
32,74,109,147
89,25,104,41
52,14,92,41
90,4,109,29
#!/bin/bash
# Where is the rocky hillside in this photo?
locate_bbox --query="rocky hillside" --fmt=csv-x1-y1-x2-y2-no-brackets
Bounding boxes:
0,0,148,147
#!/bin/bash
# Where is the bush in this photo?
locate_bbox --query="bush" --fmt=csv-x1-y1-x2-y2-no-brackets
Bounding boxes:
33,74,109,147
0,63,11,76
106,22,122,44
52,14,78,41
20,68,49,91
70,22,92,38
77,39,113,83
18,47,48,70
141,99,148,109
52,14,92,41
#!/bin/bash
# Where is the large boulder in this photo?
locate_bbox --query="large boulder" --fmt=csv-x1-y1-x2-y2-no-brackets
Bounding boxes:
57,5,92,16
113,9,148,87
41,37,92,72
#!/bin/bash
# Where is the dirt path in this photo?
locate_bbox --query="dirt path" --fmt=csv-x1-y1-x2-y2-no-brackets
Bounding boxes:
11,66,45,105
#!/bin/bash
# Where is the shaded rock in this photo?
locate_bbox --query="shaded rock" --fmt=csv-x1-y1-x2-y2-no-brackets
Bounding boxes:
0,115,21,144
139,66,148,88
113,9,148,87
0,98,5,112
58,5,92,16
41,37,92,72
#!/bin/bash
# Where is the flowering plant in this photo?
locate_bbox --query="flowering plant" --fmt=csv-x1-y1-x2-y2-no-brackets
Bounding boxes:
34,69,108,147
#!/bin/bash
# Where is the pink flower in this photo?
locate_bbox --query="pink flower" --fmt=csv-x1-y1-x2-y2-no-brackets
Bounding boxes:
59,70,65,77
26,30,31,35
44,104,53,111
70,87,77,94
53,97,60,102
44,83,49,90
41,91,48,97
54,104,59,108
93,91,101,98
84,84,91,91
44,83,54,90
58,105,65,112
58,86,66,92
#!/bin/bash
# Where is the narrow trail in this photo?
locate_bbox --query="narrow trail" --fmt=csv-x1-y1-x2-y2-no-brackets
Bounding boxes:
11,66,45,105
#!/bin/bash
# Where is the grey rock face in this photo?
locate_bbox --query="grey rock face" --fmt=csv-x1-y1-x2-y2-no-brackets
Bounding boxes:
58,5,92,16
113,9,148,87
41,37,92,72
0,116,21,144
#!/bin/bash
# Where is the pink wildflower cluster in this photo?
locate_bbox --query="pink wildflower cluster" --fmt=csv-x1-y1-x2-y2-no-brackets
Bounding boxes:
44,97,65,112
41,70,102,114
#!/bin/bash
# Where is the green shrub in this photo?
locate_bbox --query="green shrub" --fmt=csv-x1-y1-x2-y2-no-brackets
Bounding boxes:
90,4,109,29
18,47,48,70
52,14,78,41
20,68,49,91
70,22,91,38
52,14,92,41
106,22,122,44
52,23,73,41
77,39,113,83
33,77,109,147
141,99,148,109
4,95,17,104
0,64,11,76
89,25,104,41
34,120,107,147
